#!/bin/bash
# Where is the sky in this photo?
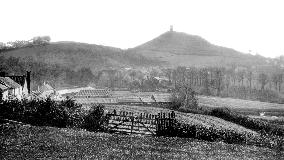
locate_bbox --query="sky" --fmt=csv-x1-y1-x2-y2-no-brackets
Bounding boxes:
1,0,284,58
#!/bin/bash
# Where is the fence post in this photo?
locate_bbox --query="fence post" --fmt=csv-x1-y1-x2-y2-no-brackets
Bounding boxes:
131,116,134,134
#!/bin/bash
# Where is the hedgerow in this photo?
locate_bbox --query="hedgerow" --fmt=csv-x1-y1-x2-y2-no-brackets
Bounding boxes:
209,107,284,137
0,98,82,128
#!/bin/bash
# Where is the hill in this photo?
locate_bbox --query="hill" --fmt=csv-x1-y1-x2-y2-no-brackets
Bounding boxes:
1,31,279,69
1,123,281,159
127,31,269,67
1,42,161,72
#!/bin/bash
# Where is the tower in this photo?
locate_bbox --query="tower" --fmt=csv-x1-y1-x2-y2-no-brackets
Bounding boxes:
170,25,173,32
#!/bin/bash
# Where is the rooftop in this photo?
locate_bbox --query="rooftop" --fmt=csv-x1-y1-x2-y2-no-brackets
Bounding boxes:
0,77,22,89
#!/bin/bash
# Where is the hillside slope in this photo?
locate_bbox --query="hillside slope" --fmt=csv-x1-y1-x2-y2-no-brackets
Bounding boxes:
128,31,268,67
1,42,161,72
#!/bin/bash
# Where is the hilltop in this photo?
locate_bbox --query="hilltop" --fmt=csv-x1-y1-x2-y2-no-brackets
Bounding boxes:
1,42,161,72
127,31,269,67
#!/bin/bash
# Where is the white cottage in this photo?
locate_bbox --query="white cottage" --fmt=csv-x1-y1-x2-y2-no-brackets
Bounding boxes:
0,77,23,100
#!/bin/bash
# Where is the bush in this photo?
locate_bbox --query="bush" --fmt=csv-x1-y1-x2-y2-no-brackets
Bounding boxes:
0,98,82,128
169,122,247,144
81,104,108,132
169,86,198,110
209,107,284,137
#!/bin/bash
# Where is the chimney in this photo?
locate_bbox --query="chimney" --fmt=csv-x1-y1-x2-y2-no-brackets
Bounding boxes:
170,25,173,32
26,71,31,94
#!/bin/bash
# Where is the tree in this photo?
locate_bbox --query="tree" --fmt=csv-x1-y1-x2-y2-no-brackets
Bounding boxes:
211,68,224,96
200,68,210,95
237,70,245,86
32,36,51,45
258,73,268,90
246,70,253,89
164,68,172,84
129,70,137,81
171,84,198,110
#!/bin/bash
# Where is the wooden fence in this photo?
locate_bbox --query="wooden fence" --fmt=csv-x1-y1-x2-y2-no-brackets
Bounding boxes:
106,110,176,136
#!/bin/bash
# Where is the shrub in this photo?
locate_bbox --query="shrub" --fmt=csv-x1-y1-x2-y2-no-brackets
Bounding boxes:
81,104,108,132
209,107,284,137
168,122,247,144
0,98,82,128
169,86,198,110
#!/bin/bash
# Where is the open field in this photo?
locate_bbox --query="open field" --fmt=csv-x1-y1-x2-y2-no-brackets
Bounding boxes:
1,123,282,160
110,91,284,116
198,96,284,117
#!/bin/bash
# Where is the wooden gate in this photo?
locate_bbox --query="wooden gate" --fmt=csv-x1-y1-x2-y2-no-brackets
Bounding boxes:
106,110,176,136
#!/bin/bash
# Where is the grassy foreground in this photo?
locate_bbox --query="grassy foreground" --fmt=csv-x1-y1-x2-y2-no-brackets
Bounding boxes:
1,123,283,160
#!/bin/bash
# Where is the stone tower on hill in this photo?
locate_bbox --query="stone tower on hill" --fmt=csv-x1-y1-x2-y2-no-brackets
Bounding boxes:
170,25,173,32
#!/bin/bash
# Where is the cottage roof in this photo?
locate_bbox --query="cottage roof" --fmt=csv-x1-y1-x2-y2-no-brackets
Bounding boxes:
75,89,110,97
0,83,9,91
0,77,22,89
39,83,54,92
8,76,26,87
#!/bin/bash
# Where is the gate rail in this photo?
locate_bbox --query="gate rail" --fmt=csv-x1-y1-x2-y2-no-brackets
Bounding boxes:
106,110,176,136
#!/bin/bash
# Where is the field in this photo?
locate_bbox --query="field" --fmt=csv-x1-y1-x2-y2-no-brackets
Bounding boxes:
1,123,282,160
198,96,284,117
111,91,284,116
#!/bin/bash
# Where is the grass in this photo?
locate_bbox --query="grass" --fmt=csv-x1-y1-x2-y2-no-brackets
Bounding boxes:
1,123,283,160
198,95,284,116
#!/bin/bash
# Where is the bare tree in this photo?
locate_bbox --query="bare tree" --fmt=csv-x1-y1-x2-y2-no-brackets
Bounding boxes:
258,73,268,90
246,70,253,89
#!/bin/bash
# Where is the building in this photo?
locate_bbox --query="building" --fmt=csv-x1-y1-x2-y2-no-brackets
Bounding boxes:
0,71,31,100
37,82,55,98
0,77,23,100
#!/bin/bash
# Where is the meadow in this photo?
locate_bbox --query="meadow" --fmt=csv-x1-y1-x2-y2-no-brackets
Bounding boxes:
1,123,282,160
198,96,284,116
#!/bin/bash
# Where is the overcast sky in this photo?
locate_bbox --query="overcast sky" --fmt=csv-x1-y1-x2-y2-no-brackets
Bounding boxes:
1,0,284,58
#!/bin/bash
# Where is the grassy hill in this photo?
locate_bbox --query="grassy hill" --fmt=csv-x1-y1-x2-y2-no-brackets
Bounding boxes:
1,123,282,159
1,31,277,69
1,42,161,72
127,31,269,67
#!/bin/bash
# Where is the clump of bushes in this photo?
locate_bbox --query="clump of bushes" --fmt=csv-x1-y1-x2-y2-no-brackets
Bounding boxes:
209,107,284,137
0,98,110,132
81,104,109,132
160,121,248,144
0,98,82,128
169,85,199,112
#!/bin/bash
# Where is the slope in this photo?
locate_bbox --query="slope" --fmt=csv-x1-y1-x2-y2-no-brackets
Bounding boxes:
128,31,268,67
1,123,281,159
1,42,161,72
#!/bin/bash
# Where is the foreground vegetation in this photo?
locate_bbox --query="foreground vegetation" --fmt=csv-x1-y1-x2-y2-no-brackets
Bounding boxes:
1,97,283,152
1,123,283,159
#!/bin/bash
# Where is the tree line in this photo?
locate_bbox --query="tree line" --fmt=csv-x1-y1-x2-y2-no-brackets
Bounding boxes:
165,66,283,103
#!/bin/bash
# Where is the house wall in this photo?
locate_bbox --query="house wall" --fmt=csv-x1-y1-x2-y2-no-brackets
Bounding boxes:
7,87,23,100
22,79,29,97
15,87,23,99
